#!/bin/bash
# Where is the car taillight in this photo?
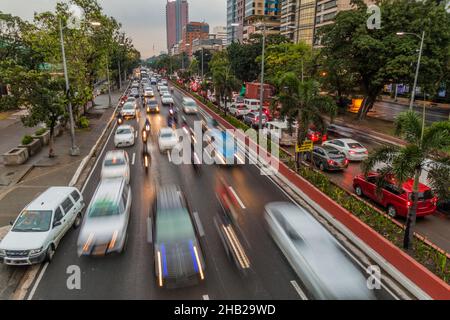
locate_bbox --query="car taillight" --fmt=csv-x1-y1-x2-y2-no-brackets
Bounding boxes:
407,201,412,207
322,135,327,142
432,197,438,205
327,160,334,165
344,159,349,165
349,150,356,154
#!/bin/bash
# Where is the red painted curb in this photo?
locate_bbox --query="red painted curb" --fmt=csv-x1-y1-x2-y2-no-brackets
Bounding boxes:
174,83,450,299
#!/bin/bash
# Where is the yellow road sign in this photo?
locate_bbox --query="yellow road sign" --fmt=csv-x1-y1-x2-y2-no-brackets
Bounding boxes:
296,140,313,153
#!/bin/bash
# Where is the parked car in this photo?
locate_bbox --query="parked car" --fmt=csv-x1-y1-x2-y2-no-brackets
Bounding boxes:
0,187,84,265
101,150,130,184
114,125,135,147
323,139,368,161
229,104,250,119
152,185,205,288
243,112,267,128
305,145,349,171
353,173,438,218
264,202,375,300
182,97,198,114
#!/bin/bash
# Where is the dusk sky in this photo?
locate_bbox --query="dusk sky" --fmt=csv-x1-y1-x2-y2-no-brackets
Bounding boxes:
1,0,226,59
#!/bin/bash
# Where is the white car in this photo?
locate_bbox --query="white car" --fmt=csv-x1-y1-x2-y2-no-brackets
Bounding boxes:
322,138,368,161
265,202,375,300
182,97,198,114
101,150,130,184
158,127,178,152
161,93,174,105
120,102,137,119
114,125,135,147
144,88,154,97
0,187,84,265
229,104,250,118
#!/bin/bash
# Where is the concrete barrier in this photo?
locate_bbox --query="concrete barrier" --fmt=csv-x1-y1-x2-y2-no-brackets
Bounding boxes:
2,148,29,166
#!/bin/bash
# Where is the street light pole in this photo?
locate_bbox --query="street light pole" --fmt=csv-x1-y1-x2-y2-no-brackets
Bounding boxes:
201,47,204,79
106,54,112,107
59,18,79,156
258,24,266,131
410,31,425,111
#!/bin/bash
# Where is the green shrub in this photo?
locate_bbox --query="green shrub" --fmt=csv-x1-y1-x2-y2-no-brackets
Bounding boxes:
21,135,33,145
35,128,47,136
77,116,90,129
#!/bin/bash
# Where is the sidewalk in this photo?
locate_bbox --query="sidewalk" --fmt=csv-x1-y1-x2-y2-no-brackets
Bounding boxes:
379,95,450,111
0,88,124,227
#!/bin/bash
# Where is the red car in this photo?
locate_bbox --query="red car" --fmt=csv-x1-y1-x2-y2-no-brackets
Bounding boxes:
307,127,327,143
353,173,437,218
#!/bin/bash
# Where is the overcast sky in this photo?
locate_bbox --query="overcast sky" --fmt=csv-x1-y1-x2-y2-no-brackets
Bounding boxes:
1,0,226,59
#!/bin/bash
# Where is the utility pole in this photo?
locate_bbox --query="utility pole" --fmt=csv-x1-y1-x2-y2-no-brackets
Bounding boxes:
258,24,266,131
59,18,79,156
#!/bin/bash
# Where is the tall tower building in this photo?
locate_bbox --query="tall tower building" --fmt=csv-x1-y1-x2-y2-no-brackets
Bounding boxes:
166,0,189,53
243,0,282,42
226,0,245,45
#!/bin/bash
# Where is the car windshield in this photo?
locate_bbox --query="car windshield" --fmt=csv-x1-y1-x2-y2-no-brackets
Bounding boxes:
123,104,134,110
148,100,157,105
156,209,196,243
104,158,125,166
409,190,434,201
12,210,53,232
88,199,119,217
116,128,131,135
161,132,174,138
185,101,196,106
348,142,364,149
163,94,171,98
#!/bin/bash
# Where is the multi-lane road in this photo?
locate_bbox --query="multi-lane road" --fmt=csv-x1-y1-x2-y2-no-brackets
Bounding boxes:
27,84,398,300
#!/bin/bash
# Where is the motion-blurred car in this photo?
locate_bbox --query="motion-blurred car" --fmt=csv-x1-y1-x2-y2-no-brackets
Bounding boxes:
0,187,84,265
323,139,368,161
77,178,131,256
158,127,178,152
161,93,174,105
201,116,219,132
182,97,198,114
114,125,135,147
353,173,437,218
101,150,130,184
152,185,205,288
264,202,375,300
305,145,349,171
120,102,137,119
144,87,154,97
126,96,137,107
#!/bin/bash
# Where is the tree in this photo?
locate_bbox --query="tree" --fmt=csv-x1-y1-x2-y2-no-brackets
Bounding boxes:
188,57,199,77
319,0,450,119
210,51,240,117
193,49,213,76
362,111,450,249
277,73,337,166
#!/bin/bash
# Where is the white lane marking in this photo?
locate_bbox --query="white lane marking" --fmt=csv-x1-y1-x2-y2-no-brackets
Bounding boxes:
167,151,171,162
193,211,205,237
228,186,246,209
27,262,49,300
202,294,210,300
81,121,117,193
290,280,308,300
147,217,152,243
132,152,136,166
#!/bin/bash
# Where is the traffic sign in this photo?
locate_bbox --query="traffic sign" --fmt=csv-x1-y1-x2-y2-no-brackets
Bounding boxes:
296,140,313,153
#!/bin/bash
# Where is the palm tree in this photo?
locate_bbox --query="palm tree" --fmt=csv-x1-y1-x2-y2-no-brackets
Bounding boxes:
277,72,337,166
362,111,450,249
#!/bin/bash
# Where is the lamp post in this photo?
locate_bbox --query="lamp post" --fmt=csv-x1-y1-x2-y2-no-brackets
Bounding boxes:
118,43,125,90
396,31,425,111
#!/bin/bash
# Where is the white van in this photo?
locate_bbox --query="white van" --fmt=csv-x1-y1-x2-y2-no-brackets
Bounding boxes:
0,187,85,265
244,99,261,112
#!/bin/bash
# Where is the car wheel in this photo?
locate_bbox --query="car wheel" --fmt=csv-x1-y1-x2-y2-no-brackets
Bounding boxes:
387,205,397,218
45,245,55,262
319,162,325,171
355,185,363,197
73,213,82,229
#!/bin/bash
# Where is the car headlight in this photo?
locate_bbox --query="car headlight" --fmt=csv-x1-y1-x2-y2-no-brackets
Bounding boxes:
30,247,43,255
0,249,6,257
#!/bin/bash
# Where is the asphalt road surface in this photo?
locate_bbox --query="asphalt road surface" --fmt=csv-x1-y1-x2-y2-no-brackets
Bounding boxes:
27,85,397,300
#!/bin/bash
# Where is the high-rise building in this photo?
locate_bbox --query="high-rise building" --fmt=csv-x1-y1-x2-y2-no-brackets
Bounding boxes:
166,0,189,53
212,26,228,46
294,0,316,46
226,0,245,45
243,0,282,42
182,22,210,56
314,0,374,46
280,0,297,42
